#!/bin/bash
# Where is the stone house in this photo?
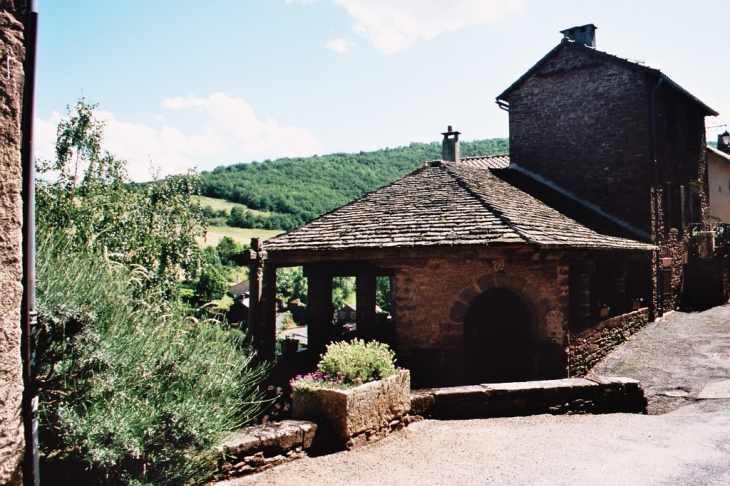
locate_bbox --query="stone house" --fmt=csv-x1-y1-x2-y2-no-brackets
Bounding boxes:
242,25,720,387
496,23,718,315
706,134,730,223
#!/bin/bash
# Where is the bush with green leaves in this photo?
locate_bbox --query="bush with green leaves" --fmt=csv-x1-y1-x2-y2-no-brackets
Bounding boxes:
35,242,269,486
290,339,399,391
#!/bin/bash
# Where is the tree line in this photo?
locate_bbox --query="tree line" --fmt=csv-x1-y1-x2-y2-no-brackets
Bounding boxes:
199,138,509,230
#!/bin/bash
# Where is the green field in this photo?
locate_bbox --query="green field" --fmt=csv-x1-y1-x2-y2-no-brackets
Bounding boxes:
193,195,270,217
198,225,283,247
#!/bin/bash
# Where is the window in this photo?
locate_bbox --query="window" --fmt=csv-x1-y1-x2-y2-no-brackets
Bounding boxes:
340,311,345,319
351,312,356,320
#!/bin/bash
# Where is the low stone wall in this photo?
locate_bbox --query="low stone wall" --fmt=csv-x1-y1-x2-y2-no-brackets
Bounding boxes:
410,377,646,420
214,420,316,480
568,308,650,377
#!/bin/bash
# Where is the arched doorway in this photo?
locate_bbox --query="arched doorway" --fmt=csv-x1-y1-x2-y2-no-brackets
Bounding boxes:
463,288,532,384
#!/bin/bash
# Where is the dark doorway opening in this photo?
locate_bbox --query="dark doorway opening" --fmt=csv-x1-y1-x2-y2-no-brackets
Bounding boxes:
463,288,531,384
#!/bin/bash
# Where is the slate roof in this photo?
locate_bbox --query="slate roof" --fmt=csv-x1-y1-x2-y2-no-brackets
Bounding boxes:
263,159,653,253
497,39,718,117
457,155,510,169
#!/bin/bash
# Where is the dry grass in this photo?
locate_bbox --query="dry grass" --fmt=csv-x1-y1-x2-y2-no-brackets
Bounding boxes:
192,195,270,217
198,225,283,247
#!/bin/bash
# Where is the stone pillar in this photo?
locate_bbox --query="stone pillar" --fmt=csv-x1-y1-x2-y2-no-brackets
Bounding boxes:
258,265,278,362
569,262,594,329
306,272,333,357
356,273,376,341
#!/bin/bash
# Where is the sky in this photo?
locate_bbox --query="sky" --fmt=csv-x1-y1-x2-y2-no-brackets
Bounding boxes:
34,0,730,182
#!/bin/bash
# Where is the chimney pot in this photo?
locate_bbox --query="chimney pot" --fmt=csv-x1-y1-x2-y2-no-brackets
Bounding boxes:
560,24,597,47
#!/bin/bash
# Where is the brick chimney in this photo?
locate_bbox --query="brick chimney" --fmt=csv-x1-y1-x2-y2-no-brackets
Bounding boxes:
718,131,730,154
560,24,597,47
442,126,460,163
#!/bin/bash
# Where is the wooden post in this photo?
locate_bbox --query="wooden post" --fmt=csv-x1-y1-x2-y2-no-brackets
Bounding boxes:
258,264,277,362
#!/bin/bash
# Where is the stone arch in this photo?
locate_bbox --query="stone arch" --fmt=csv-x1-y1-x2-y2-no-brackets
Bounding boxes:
449,271,545,339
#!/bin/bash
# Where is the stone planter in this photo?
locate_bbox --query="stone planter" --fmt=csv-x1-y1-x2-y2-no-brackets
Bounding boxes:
292,370,410,447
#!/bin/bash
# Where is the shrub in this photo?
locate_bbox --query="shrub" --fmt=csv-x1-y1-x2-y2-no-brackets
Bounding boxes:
35,240,269,486
291,339,399,391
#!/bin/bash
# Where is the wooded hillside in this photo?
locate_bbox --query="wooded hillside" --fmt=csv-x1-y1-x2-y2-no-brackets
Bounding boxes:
199,138,508,229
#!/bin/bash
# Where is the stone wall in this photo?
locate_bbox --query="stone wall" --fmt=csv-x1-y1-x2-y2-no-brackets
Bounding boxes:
568,308,650,377
0,2,26,484
390,248,570,387
410,377,647,419
214,421,316,480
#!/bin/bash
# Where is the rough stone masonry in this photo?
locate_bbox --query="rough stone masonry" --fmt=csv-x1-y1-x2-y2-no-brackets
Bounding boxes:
0,1,27,484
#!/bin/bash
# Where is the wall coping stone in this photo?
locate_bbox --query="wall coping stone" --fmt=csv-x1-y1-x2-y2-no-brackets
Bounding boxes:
411,377,646,419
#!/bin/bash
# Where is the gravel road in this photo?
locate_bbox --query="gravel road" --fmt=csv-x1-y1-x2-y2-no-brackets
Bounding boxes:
218,305,730,486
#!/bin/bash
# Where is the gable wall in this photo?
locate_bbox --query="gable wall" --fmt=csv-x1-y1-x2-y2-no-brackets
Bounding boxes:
507,46,653,234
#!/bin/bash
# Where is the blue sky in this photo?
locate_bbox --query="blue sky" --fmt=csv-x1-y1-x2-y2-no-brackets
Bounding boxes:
35,1,730,181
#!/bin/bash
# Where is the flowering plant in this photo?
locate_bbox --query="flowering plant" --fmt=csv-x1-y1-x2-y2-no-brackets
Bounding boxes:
290,339,401,391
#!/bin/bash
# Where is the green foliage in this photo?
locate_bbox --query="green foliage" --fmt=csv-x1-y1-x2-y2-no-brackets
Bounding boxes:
227,204,301,231
215,236,245,266
276,266,308,305
35,99,206,297
375,276,392,314
199,138,509,230
195,265,229,302
35,240,269,486
332,276,355,310
290,339,399,391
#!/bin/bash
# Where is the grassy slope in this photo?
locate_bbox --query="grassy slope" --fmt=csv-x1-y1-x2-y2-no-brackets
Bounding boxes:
198,225,282,247
192,195,271,217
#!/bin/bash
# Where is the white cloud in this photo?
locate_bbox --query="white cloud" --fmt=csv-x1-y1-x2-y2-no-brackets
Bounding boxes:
331,0,524,54
326,37,355,53
35,93,322,182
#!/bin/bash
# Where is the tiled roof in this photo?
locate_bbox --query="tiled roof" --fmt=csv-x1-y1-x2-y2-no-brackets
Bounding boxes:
497,39,718,117
457,155,510,169
263,160,653,253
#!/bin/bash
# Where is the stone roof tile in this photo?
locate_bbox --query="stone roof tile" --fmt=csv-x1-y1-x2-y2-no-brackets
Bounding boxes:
263,160,653,252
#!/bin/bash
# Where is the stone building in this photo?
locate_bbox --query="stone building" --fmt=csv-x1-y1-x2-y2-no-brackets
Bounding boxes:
244,25,721,387
496,23,718,314
246,139,653,387
0,1,30,483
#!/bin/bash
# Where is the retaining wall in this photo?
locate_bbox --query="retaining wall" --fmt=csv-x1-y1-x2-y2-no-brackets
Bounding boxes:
568,308,650,377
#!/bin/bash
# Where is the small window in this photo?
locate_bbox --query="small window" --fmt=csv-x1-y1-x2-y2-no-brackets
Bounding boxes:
351,312,356,320
339,311,345,319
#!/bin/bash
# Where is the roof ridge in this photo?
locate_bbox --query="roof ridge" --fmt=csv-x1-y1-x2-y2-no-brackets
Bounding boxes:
441,164,531,244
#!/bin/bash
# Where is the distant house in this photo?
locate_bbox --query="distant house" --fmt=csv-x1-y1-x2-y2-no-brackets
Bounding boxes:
706,137,730,222
228,279,250,297
241,24,724,387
